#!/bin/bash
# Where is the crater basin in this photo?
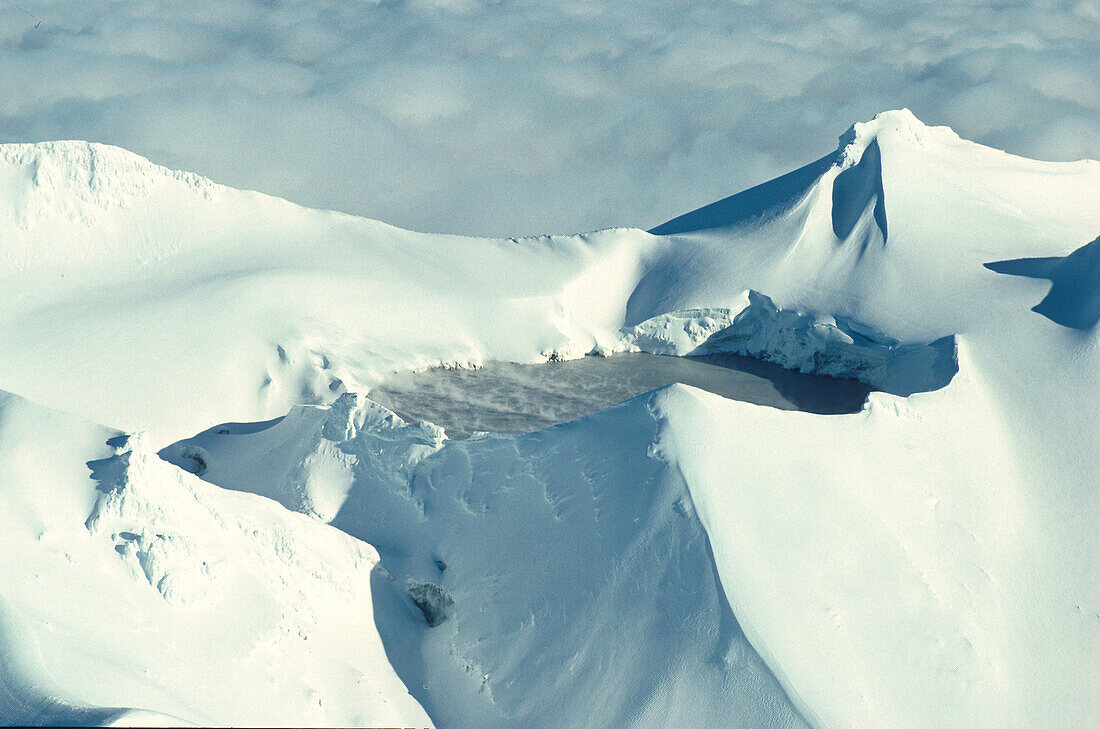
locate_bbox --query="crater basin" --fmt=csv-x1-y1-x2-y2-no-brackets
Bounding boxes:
368,352,871,439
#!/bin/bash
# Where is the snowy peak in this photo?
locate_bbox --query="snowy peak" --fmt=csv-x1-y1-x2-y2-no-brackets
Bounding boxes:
826,109,958,246
1,141,215,205
828,110,975,245
650,110,955,237
835,109,954,167
0,110,1098,729
0,141,216,236
830,133,887,243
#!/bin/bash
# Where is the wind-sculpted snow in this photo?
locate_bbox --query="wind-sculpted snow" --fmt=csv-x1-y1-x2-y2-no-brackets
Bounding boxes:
0,390,429,726
647,154,836,237
646,119,890,243
162,392,810,729
985,235,1100,331
0,110,1098,727
618,293,956,397
830,138,887,244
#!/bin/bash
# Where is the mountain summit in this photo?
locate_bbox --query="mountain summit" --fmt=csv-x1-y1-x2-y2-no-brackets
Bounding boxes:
0,113,1097,729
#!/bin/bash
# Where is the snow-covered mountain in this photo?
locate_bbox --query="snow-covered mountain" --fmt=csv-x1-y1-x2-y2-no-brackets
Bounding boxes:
0,110,1097,727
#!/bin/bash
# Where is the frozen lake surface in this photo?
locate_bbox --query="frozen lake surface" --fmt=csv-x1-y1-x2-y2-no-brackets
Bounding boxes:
369,352,871,438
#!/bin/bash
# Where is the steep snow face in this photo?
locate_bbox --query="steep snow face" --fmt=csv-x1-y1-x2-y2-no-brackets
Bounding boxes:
0,390,429,726
633,110,1100,341
1,110,1098,729
160,393,810,729
632,110,1100,729
656,364,1100,729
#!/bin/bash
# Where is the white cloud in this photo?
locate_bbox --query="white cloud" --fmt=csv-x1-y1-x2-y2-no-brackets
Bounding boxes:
1,0,1096,236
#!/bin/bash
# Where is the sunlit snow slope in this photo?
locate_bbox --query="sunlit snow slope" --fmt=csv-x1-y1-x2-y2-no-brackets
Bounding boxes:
0,110,1097,728
0,390,429,726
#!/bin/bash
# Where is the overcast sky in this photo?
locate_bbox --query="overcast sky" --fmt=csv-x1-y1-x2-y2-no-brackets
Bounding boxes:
1,0,1096,236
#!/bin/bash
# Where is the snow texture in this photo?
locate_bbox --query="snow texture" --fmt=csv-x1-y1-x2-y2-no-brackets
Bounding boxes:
165,392,809,728
0,391,429,726
0,109,1098,727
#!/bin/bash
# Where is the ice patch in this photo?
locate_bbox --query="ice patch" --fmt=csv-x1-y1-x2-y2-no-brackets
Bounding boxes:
620,291,958,396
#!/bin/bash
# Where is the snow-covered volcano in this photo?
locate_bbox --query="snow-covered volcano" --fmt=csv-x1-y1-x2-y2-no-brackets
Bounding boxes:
0,110,1097,728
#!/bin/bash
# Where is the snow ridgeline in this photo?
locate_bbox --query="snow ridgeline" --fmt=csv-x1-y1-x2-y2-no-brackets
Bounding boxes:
0,109,1098,728
0,390,428,727
0,110,995,445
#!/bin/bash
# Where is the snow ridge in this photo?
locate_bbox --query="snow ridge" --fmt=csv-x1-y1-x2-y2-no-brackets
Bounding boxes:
0,110,1098,729
0,390,430,727
163,391,811,729
0,141,215,227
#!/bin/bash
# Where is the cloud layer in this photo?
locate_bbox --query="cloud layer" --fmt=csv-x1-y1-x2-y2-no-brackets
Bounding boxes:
2,0,1097,236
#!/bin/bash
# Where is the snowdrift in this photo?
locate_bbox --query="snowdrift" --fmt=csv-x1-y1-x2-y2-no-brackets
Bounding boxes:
0,109,1098,727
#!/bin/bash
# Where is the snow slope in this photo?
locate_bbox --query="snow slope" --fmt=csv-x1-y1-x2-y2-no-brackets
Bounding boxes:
162,392,809,728
0,138,662,445
0,389,428,726
0,109,1097,727
2,112,1092,443
637,110,1100,729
